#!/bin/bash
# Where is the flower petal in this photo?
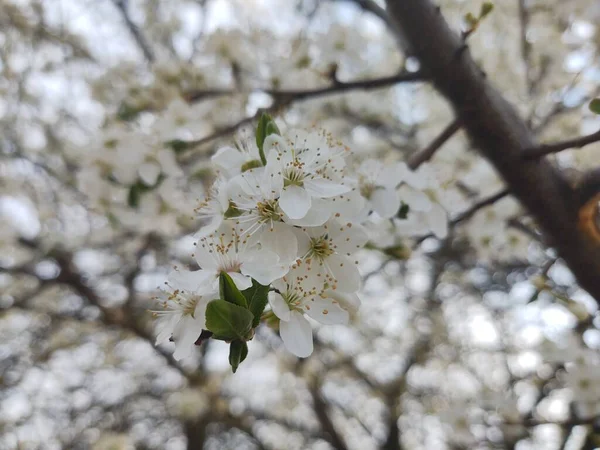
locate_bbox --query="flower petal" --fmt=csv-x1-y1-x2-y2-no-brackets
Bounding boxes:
398,185,431,212
427,203,448,239
304,296,349,325
172,316,204,360
260,222,298,264
326,253,360,293
280,311,313,357
371,187,401,219
304,178,351,198
283,198,331,226
279,185,311,219
269,291,291,321
228,271,253,291
139,162,161,186
168,269,213,293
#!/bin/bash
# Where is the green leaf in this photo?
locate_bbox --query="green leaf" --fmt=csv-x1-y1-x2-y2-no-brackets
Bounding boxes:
219,272,248,308
255,113,280,165
205,300,254,341
590,98,600,115
480,2,494,18
242,280,270,328
464,12,478,28
228,340,249,373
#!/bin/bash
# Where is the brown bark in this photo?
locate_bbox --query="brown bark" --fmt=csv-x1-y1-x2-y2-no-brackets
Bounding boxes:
385,0,600,301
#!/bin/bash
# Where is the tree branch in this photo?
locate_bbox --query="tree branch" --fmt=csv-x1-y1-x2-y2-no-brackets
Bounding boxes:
385,0,600,302
185,71,424,103
522,129,600,159
112,0,155,62
407,118,461,169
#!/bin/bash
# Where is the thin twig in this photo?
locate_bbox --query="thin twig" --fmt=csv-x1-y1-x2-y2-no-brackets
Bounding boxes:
451,189,510,227
407,118,461,169
517,0,533,95
522,129,600,159
113,0,155,62
184,71,424,103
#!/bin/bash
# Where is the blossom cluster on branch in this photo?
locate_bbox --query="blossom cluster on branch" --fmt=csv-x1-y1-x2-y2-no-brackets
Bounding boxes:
154,114,449,371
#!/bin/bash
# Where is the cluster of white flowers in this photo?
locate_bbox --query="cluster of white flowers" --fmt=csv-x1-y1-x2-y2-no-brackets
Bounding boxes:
155,116,450,370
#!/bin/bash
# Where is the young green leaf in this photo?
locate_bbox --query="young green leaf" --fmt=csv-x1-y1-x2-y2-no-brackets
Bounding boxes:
242,280,270,328
228,340,249,373
205,300,254,341
480,2,494,18
255,113,280,165
219,272,248,308
590,98,600,115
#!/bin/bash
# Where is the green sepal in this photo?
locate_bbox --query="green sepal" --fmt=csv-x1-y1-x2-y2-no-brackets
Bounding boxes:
117,102,141,122
589,98,600,115
255,113,280,165
242,280,270,328
165,139,192,153
223,201,243,219
229,340,249,373
127,174,166,208
219,272,248,308
241,159,263,173
205,300,254,341
397,202,410,219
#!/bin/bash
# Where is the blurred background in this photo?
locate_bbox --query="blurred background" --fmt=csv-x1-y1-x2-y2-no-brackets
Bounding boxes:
1,0,600,449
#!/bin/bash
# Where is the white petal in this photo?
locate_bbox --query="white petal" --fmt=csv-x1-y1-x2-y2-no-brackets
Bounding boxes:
155,314,179,345
228,271,253,291
304,178,351,198
326,290,361,314
284,198,331,226
212,146,246,174
326,189,366,221
193,242,219,270
269,292,291,321
304,297,349,325
398,185,431,212
139,162,161,186
168,269,214,293
379,164,402,189
326,254,360,293
280,311,313,357
279,185,311,219
172,316,204,360
329,222,369,255
260,222,298,264
241,249,288,285
371,188,401,219
427,203,448,239
291,227,312,258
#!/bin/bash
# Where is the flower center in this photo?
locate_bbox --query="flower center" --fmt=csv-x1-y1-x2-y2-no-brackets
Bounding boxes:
168,291,201,317
360,182,376,199
256,199,282,222
283,165,305,187
309,235,334,258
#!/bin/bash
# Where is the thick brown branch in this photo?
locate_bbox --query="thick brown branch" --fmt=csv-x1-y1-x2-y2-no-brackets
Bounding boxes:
523,129,600,159
386,0,600,301
407,118,461,169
